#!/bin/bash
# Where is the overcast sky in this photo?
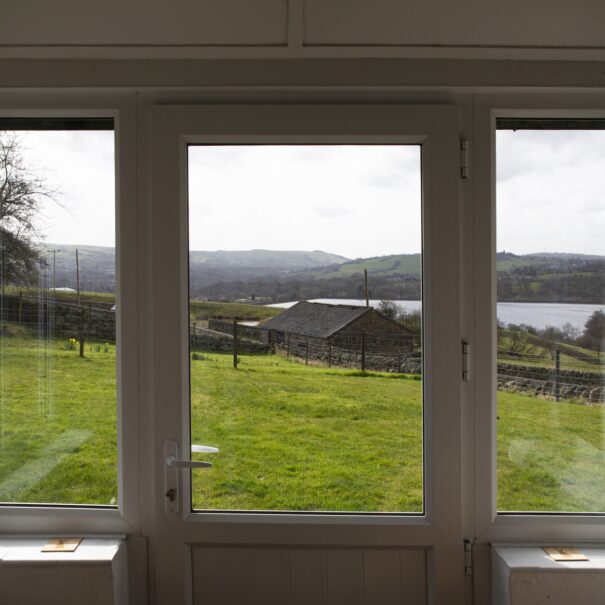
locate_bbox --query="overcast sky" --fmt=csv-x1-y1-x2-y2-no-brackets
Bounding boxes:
11,129,605,258
188,145,420,258
18,131,115,247
496,129,605,256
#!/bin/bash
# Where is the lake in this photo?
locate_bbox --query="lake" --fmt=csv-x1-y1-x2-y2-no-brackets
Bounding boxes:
268,299,604,331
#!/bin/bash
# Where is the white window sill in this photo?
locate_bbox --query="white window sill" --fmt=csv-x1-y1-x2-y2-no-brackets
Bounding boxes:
493,544,605,605
0,537,128,604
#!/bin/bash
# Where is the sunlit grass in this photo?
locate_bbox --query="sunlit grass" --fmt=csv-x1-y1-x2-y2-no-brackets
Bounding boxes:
0,334,116,505
497,391,605,512
191,353,423,512
0,331,603,513
189,300,280,322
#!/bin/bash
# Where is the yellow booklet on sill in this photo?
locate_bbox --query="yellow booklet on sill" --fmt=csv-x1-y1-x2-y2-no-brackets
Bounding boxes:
544,547,589,562
42,538,82,553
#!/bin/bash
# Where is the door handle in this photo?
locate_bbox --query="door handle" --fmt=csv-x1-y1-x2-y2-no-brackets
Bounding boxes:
191,444,219,454
166,442,219,468
164,440,218,513
166,457,212,469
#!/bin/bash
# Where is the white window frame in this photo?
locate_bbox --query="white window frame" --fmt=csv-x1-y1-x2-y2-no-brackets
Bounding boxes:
0,92,140,535
472,93,605,545
2,90,603,601
148,103,465,602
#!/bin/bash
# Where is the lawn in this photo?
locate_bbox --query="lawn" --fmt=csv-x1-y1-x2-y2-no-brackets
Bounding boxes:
0,331,604,513
497,391,605,512
0,332,117,505
190,353,423,512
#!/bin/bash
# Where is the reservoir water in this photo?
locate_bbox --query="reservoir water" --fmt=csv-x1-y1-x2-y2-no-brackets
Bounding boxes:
268,299,604,331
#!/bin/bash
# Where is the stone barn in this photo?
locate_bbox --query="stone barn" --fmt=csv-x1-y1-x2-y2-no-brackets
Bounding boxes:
261,301,416,360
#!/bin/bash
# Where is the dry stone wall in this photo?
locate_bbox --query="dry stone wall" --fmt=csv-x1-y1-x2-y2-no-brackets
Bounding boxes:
498,362,604,403
1,294,115,342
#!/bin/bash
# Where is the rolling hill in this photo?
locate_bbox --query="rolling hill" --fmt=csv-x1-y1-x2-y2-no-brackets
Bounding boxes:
38,245,604,304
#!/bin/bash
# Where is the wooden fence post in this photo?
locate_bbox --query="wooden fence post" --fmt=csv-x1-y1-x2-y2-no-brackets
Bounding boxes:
18,291,23,323
305,338,309,365
361,331,366,372
79,306,85,358
555,348,560,402
328,345,332,368
233,319,238,368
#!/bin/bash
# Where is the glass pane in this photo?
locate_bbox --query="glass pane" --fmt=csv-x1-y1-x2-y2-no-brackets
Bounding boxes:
496,122,605,512
188,145,423,512
0,122,117,505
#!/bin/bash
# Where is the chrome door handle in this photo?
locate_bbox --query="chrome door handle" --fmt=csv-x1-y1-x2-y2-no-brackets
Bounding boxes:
191,444,219,454
164,440,218,513
166,457,212,469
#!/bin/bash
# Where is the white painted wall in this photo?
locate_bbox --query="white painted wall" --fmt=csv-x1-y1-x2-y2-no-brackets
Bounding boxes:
192,546,427,605
304,0,605,47
1,0,604,55
0,0,287,46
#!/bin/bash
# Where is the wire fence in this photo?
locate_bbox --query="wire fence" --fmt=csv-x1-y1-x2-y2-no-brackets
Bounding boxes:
2,296,602,403
195,322,604,402
497,347,604,403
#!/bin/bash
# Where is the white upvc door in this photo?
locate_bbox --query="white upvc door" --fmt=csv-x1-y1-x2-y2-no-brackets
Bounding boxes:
470,93,605,603
148,104,465,604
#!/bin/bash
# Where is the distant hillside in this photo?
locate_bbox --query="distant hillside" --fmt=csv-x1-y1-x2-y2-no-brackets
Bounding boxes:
302,254,422,280
190,249,347,270
40,245,349,295
43,244,115,293
37,246,604,304
196,251,604,303
188,250,349,297
496,252,604,304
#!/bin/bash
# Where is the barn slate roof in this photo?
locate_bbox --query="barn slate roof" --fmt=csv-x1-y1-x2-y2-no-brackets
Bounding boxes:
261,301,371,339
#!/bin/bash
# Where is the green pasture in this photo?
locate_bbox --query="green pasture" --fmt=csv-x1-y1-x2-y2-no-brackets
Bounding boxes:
190,300,281,322
190,353,423,512
498,329,603,371
498,391,605,512
4,285,116,305
0,332,117,504
0,330,604,513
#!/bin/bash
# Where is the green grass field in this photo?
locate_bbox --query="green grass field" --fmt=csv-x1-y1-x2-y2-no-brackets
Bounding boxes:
190,353,423,512
190,300,281,322
0,331,603,512
498,391,605,512
4,285,116,305
0,333,117,504
498,329,603,371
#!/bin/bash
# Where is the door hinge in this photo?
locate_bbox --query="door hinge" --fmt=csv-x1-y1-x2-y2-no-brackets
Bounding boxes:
460,139,469,179
464,539,474,576
462,341,471,382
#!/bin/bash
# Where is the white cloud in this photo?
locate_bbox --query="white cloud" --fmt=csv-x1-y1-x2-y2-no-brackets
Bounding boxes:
497,130,605,255
188,145,422,258
7,129,603,258
18,130,115,247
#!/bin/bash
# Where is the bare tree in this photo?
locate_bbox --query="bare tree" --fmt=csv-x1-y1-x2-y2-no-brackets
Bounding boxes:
0,133,57,287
